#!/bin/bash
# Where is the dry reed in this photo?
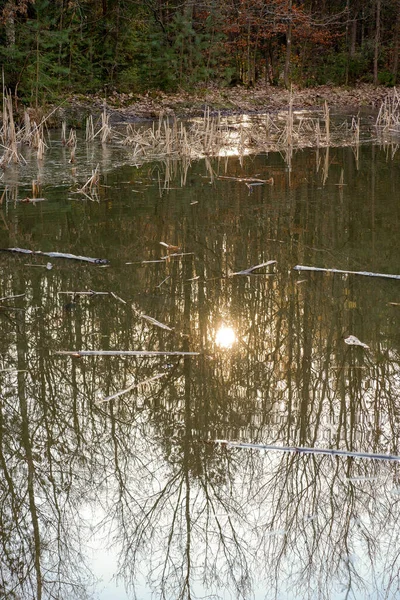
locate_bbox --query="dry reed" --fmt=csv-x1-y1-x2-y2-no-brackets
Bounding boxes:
76,163,100,200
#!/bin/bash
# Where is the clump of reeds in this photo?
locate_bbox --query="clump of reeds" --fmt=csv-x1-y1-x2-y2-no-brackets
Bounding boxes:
76,164,100,200
24,96,376,171
61,121,67,145
324,101,330,146
66,128,77,163
32,179,41,198
86,115,95,142
376,88,400,132
66,128,76,148
29,122,47,161
21,110,32,144
0,90,20,166
95,106,112,144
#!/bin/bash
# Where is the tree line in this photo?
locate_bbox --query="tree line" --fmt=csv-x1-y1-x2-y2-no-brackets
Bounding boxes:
1,0,399,104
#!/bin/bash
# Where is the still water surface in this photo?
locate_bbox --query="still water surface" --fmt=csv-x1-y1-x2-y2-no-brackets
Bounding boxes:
0,133,400,600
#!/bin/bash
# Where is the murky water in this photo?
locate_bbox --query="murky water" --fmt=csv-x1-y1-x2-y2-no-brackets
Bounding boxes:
1,131,400,600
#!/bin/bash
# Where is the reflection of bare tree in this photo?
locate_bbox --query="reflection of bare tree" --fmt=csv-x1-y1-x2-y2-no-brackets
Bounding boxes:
0,144,400,598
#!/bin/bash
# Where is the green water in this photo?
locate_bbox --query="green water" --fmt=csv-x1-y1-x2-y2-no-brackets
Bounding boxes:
1,136,400,600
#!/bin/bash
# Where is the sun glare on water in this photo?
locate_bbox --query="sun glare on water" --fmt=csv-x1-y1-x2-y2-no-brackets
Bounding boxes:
215,326,236,349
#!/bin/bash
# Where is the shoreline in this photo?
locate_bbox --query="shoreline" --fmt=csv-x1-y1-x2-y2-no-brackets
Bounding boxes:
63,83,390,125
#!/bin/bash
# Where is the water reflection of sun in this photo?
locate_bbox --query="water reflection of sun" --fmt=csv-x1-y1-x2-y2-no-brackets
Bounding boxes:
215,325,236,349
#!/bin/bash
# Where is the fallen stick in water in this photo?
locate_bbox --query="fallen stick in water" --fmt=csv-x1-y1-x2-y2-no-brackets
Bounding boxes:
0,293,25,302
55,350,199,357
293,265,400,281
58,290,127,304
1,247,109,264
218,176,274,184
214,439,400,462
231,260,277,276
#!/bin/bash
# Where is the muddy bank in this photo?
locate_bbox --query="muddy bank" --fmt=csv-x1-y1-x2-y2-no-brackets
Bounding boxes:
60,83,390,126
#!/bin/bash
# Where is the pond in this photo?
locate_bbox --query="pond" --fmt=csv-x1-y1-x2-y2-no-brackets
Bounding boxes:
1,121,400,600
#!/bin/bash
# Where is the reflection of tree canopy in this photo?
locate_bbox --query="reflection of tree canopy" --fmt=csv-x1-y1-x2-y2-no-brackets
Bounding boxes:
0,144,400,598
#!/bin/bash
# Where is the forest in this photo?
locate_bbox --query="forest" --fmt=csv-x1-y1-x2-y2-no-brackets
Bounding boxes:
0,1,399,105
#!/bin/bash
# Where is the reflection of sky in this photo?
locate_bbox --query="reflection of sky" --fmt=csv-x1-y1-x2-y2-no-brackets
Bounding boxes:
2,141,400,600
83,443,400,600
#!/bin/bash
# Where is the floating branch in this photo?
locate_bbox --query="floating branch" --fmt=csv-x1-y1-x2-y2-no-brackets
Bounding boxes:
231,260,277,276
214,440,400,463
160,241,181,251
293,265,400,280
156,276,171,288
139,313,174,331
58,290,109,296
344,335,369,349
132,305,174,331
59,289,126,304
110,292,127,305
161,252,194,260
97,372,168,404
0,293,25,302
140,259,166,264
217,176,274,184
1,247,109,264
55,350,199,357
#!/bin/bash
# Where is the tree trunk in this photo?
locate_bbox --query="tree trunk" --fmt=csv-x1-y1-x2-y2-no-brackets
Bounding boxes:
392,0,400,83
284,0,292,88
373,0,381,86
4,1,16,47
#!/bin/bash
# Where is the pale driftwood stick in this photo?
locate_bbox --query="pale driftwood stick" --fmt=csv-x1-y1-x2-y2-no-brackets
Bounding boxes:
156,276,171,288
140,260,166,264
110,292,127,305
217,176,272,183
160,241,180,251
293,265,400,280
58,290,108,296
55,350,199,357
161,252,194,259
97,372,167,404
131,304,174,331
58,290,126,304
140,314,174,331
2,248,109,265
214,440,400,462
231,260,277,276
0,293,25,302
